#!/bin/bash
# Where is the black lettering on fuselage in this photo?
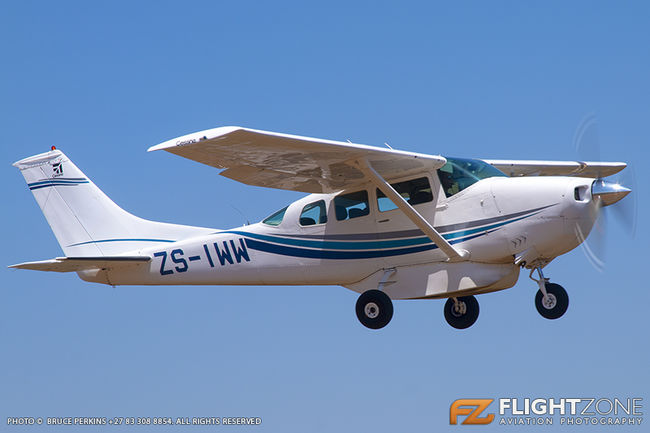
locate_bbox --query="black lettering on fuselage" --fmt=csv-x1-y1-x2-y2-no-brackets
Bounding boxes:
153,251,173,275
154,238,249,276
213,239,250,266
214,241,234,265
230,239,250,263
170,248,188,272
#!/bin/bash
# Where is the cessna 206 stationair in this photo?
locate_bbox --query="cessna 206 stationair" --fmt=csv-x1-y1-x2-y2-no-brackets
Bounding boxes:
10,126,632,329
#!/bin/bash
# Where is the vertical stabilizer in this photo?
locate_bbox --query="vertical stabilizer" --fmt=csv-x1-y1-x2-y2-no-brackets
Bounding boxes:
13,149,214,256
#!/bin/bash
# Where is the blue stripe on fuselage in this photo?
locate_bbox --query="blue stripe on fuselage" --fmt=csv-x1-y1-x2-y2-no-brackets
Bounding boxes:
223,211,538,251
68,238,176,247
61,205,546,259
244,231,489,259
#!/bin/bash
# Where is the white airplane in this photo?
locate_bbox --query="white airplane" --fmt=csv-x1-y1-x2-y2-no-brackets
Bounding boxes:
10,126,632,329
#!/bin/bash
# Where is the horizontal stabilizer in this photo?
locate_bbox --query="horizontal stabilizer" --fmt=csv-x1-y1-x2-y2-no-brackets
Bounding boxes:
9,256,151,273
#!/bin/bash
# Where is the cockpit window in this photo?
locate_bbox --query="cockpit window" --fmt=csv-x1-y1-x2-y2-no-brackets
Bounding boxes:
262,206,288,226
334,190,369,221
377,177,432,212
300,200,327,226
437,157,507,198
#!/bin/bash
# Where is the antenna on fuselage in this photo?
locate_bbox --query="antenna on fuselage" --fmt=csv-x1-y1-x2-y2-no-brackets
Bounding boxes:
229,205,250,226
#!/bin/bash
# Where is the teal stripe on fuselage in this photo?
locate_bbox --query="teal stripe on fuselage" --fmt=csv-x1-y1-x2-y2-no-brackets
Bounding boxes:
59,209,541,252
223,211,539,251
244,230,493,260
67,238,176,247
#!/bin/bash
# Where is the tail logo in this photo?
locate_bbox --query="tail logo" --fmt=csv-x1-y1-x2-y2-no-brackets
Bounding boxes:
52,161,63,177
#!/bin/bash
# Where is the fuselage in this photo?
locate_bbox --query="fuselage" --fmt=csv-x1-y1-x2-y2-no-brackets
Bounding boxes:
80,167,599,299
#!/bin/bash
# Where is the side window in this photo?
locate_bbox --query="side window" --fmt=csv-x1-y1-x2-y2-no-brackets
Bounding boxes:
334,190,369,221
300,200,327,226
262,206,288,226
376,177,432,212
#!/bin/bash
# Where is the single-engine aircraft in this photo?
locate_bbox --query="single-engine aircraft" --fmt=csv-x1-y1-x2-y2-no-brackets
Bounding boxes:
10,126,632,329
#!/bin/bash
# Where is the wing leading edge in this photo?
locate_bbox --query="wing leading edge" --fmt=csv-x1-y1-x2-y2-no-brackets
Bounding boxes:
148,126,446,193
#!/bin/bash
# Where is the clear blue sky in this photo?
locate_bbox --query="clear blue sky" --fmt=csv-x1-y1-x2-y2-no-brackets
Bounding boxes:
1,1,648,432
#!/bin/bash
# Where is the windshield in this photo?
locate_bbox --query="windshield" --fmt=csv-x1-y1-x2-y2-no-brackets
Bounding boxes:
262,206,288,226
437,157,506,198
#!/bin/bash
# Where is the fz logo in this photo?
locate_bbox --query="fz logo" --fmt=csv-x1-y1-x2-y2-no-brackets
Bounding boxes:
52,162,63,176
450,399,494,425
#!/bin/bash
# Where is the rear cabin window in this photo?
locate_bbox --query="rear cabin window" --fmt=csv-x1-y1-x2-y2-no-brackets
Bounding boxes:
262,206,288,226
334,190,369,221
376,177,433,212
300,200,327,226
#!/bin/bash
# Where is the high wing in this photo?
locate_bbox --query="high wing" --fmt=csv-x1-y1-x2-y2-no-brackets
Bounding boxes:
483,159,626,178
148,126,446,193
9,256,151,273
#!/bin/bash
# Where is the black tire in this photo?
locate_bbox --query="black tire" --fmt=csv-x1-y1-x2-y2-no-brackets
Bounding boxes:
535,282,569,319
355,290,394,330
444,295,480,329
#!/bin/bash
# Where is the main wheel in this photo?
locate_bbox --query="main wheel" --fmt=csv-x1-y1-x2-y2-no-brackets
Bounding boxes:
535,282,569,319
355,290,393,329
444,295,479,329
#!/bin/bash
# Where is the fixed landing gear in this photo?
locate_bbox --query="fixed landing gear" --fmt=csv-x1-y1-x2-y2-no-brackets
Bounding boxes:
530,268,569,320
356,289,394,329
354,266,569,330
444,295,480,329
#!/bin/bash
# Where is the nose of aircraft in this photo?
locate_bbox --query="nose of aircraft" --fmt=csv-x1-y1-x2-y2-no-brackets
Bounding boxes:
591,179,631,206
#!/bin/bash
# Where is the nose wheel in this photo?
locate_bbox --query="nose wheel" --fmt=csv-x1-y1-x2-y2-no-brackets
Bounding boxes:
530,268,569,320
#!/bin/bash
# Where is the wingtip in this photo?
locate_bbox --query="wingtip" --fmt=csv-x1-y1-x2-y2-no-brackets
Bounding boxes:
146,143,167,152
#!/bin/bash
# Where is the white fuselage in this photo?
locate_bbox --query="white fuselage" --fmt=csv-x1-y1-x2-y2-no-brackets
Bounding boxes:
80,173,598,300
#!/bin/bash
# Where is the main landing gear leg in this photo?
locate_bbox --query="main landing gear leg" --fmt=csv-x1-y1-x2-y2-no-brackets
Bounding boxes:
530,268,569,320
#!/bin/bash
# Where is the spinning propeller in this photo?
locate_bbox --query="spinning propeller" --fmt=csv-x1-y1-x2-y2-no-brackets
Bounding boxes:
572,115,636,271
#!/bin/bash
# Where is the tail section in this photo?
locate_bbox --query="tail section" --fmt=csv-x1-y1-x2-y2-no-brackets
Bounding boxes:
14,149,214,256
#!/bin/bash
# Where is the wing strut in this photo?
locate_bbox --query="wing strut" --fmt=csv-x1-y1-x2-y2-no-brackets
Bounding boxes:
355,159,469,262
